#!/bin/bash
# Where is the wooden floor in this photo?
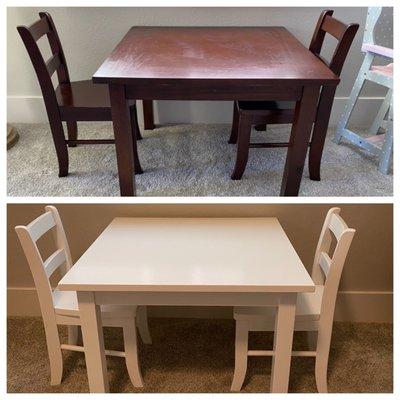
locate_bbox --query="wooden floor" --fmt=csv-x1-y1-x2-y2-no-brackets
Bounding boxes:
7,317,393,393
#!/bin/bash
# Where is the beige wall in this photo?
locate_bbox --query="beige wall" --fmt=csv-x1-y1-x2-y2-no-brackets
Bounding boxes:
7,7,393,126
7,203,393,322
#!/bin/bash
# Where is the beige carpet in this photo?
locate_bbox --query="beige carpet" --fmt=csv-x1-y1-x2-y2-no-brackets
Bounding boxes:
7,317,392,393
7,123,392,196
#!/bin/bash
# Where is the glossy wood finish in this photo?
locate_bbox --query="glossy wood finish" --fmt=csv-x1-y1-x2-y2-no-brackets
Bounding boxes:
56,80,112,121
93,26,340,196
17,12,142,180
59,217,314,392
109,84,142,196
229,11,359,192
94,27,338,85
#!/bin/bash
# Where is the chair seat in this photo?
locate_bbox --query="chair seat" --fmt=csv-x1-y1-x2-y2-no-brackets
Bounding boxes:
52,289,137,319
234,285,324,322
237,101,295,111
56,80,113,121
56,80,111,109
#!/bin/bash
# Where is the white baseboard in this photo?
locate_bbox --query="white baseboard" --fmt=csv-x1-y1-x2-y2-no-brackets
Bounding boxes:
7,286,393,323
7,95,386,128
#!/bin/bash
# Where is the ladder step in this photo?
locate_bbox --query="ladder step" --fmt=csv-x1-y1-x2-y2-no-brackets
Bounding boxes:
365,134,385,145
339,129,381,156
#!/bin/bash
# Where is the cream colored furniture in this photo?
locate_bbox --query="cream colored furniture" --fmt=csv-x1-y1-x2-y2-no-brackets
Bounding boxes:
58,217,315,393
15,206,151,389
231,208,355,393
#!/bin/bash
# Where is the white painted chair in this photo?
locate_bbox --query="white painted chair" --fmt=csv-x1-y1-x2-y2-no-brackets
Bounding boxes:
335,7,393,174
231,208,356,393
15,206,152,388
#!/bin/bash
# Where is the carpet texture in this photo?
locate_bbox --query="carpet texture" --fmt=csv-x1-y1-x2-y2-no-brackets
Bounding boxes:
7,317,392,393
7,123,392,196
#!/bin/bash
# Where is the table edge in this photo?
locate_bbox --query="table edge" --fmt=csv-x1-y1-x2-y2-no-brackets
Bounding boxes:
92,76,340,86
58,283,316,293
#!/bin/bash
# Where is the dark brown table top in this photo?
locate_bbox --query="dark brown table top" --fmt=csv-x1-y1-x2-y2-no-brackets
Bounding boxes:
93,26,339,86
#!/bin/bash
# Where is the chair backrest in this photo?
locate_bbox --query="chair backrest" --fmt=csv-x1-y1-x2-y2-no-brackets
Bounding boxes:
17,12,70,115
311,208,356,323
15,206,73,319
309,10,359,76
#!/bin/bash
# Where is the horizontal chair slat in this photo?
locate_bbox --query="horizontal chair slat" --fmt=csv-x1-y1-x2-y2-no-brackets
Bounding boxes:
247,350,317,357
27,211,55,242
319,251,331,277
29,17,50,41
249,142,312,148
329,213,348,240
66,139,115,145
44,248,66,277
322,15,347,40
46,53,62,76
60,344,125,358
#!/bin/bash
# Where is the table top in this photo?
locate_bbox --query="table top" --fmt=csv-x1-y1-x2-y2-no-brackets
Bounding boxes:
58,218,315,293
93,26,339,85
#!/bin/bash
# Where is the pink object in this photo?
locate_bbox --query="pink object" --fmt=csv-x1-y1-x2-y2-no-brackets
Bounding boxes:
366,135,386,144
371,63,393,77
362,43,393,58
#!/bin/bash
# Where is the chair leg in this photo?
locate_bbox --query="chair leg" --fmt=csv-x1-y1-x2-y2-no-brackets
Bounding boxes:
131,106,142,140
231,114,252,180
44,324,63,385
48,118,69,177
308,86,336,181
228,101,239,144
66,121,78,147
315,349,329,393
129,105,143,175
231,321,249,391
68,325,79,345
314,327,333,393
143,100,155,130
123,322,144,388
136,306,152,344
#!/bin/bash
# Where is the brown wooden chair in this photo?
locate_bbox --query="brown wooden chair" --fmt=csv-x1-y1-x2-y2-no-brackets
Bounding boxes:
17,12,142,178
229,10,359,180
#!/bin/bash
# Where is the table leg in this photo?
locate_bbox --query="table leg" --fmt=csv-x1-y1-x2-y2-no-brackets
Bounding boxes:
77,291,109,393
143,100,155,130
280,85,320,196
109,84,136,196
270,293,296,393
309,86,336,181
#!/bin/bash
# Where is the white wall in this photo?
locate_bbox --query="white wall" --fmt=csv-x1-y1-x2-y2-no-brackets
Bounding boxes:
7,7,393,126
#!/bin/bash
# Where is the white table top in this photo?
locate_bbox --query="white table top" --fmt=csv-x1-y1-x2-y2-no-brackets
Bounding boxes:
58,218,314,293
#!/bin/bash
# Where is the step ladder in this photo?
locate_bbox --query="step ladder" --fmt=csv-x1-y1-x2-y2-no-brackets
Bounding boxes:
335,7,393,174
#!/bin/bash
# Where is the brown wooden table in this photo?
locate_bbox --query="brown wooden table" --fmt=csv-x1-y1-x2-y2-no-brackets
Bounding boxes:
93,26,339,196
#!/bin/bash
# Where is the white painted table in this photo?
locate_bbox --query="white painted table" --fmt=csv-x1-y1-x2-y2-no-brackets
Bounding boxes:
58,218,315,393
